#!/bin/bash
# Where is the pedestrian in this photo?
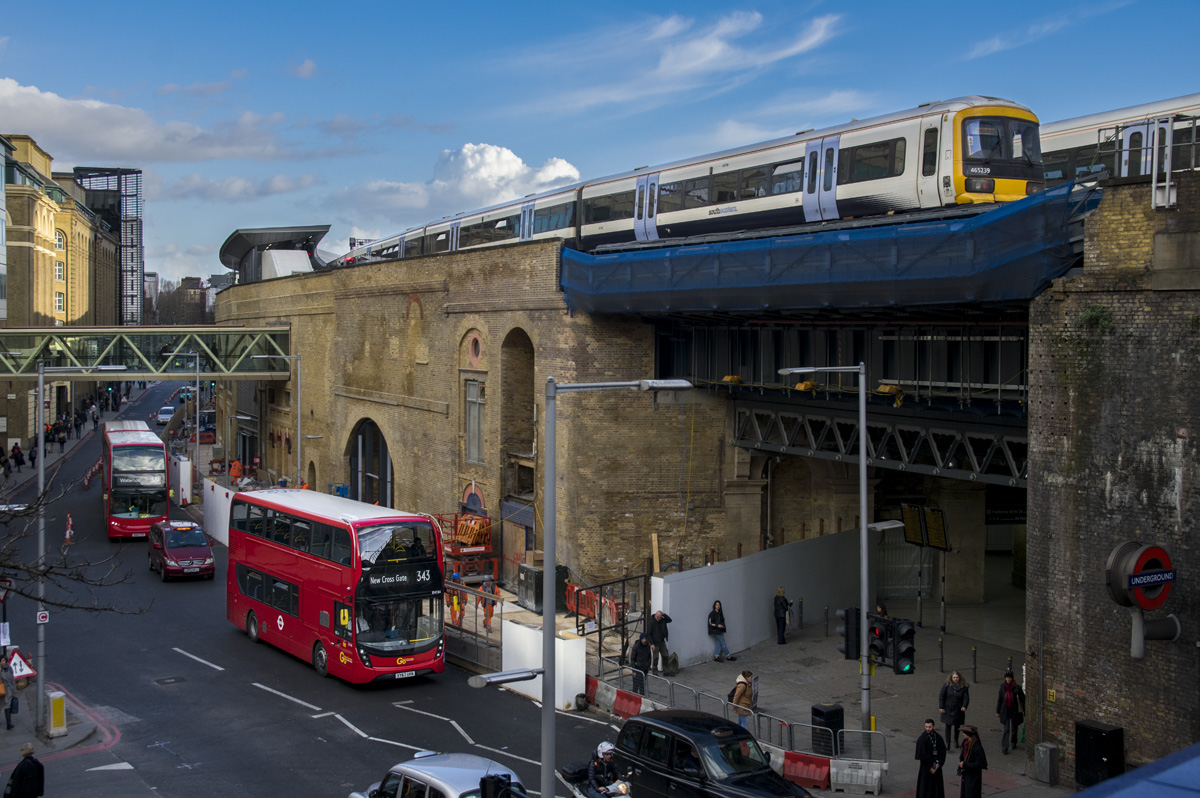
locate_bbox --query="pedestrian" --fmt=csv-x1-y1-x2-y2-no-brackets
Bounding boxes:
708,600,736,662
731,670,754,729
995,670,1025,755
876,601,889,619
91,407,100,430
914,717,947,798
939,671,970,749
957,725,987,798
772,586,792,645
27,444,36,472
73,412,83,439
476,578,500,633
5,741,43,797
10,444,23,473
1,655,16,730
0,451,10,482
446,573,465,626
647,609,672,675
628,632,651,696
57,427,66,454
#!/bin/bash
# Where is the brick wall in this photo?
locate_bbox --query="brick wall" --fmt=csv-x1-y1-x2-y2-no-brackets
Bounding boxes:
1027,172,1200,780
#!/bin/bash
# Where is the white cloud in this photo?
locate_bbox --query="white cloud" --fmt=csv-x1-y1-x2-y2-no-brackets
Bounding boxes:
0,78,331,163
153,172,322,202
509,12,841,115
290,59,317,79
965,1,1133,59
155,79,232,97
326,142,580,231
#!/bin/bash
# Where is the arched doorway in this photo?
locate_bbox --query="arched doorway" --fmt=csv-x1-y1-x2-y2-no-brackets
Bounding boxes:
347,419,392,506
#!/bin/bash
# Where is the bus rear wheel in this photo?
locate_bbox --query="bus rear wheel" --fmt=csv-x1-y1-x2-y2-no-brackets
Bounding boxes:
313,642,329,678
246,611,260,643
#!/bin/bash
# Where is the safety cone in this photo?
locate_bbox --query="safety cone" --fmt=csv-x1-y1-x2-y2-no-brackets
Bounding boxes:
64,512,75,545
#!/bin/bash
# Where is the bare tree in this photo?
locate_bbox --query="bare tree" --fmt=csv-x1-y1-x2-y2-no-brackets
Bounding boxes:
0,465,143,614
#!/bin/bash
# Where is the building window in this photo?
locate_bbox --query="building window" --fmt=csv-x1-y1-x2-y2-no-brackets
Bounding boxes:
55,261,65,281
54,292,65,312
466,380,485,465
54,230,65,250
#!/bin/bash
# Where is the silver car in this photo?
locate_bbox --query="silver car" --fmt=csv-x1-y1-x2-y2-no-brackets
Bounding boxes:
350,752,525,798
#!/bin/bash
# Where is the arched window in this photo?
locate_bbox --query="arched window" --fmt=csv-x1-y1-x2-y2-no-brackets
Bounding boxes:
54,230,65,250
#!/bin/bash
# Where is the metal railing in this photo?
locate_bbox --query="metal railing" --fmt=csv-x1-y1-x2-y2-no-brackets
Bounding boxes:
789,722,838,758
837,729,887,763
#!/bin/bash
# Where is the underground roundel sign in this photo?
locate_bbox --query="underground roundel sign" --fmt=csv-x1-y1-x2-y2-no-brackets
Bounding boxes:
1106,542,1176,611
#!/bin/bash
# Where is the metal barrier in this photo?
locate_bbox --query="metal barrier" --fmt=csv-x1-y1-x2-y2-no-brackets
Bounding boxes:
753,712,791,749
669,682,699,711
697,690,731,720
837,729,887,763
790,722,838,758
443,582,504,673
644,673,672,705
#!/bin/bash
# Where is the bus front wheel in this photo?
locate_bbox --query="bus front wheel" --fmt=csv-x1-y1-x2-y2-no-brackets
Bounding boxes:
246,611,260,643
313,642,329,678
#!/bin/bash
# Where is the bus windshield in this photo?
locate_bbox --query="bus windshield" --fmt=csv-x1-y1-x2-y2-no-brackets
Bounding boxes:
357,521,436,565
355,596,442,649
110,489,168,519
112,445,167,472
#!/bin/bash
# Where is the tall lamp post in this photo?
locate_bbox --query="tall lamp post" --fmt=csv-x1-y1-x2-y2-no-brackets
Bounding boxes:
541,377,692,798
35,363,125,731
252,355,301,487
779,363,869,729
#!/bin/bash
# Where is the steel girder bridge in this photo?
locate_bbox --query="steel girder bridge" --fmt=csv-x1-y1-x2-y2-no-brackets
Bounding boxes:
732,397,1027,488
0,326,292,381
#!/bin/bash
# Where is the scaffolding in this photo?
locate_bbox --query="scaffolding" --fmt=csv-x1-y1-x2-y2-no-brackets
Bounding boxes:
74,167,144,325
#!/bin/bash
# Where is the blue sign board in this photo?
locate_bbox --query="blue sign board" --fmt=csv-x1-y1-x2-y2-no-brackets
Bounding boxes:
1128,569,1176,589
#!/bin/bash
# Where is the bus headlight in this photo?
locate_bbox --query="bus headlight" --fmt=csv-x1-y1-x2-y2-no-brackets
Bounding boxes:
965,178,995,193
356,647,372,667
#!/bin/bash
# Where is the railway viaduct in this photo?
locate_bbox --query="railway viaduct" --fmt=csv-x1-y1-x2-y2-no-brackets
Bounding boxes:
215,171,1200,779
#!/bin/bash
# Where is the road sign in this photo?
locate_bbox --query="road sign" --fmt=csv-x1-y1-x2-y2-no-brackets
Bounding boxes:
8,650,34,679
0,579,12,603
35,610,48,624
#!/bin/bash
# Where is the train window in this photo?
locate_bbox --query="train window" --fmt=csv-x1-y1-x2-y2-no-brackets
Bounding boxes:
963,119,1004,160
405,237,423,257
658,182,685,214
739,168,769,200
771,161,803,194
1173,127,1195,170
823,148,835,191
807,151,819,193
1128,131,1144,177
1012,123,1041,164
1072,146,1113,178
533,203,574,233
713,171,738,204
922,129,939,176
648,184,657,217
432,232,450,253
636,185,645,220
1042,151,1069,184
684,178,710,208
584,191,635,223
838,138,907,185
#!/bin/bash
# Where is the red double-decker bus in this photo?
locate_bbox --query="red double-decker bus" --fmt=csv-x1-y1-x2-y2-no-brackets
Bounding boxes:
226,489,445,683
101,421,169,540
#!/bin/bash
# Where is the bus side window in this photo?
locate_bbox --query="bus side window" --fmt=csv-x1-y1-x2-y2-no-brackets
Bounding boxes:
247,506,265,538
270,511,293,548
332,528,353,566
291,518,310,552
310,523,332,560
231,500,249,531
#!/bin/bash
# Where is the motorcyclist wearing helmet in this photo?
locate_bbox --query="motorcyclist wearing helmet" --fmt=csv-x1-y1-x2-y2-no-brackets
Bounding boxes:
588,742,619,798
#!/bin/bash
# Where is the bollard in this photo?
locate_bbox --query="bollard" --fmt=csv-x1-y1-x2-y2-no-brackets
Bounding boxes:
972,647,977,683
824,606,830,637
797,598,803,629
47,690,67,738
939,637,944,673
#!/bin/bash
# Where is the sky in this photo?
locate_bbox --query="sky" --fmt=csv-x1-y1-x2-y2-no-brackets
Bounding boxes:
1,0,1196,284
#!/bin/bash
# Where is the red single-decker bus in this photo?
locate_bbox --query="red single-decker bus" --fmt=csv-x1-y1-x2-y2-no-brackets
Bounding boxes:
101,420,169,539
226,489,445,683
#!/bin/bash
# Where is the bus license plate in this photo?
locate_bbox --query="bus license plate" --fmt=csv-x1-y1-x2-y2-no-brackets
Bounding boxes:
394,670,416,679
132,533,147,538
184,567,199,573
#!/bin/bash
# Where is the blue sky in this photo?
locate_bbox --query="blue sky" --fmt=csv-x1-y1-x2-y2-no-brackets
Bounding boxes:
2,0,1196,284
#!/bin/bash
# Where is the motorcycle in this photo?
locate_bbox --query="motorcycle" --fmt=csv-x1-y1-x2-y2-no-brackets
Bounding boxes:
559,764,631,798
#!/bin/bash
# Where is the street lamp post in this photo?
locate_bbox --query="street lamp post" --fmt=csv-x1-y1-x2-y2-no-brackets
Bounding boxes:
541,377,691,798
252,355,301,487
779,363,869,730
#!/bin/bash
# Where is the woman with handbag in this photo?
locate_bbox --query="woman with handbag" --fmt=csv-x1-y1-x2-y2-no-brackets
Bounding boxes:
1,655,17,730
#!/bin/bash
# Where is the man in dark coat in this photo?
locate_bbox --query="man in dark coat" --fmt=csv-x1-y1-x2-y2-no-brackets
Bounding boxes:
957,725,987,798
914,718,947,798
6,742,44,797
995,671,1026,754
647,610,671,674
628,633,652,695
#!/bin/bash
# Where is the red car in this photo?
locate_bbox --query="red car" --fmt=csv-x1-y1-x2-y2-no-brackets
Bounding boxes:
148,521,216,581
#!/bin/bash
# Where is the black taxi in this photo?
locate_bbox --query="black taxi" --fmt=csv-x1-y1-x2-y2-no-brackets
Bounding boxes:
613,710,812,798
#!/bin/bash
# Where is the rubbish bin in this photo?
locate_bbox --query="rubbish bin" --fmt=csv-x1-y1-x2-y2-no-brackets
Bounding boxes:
811,703,843,757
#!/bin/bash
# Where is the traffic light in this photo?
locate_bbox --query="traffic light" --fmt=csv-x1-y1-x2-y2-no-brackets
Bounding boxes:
868,616,889,662
106,385,112,392
893,619,916,674
835,607,860,660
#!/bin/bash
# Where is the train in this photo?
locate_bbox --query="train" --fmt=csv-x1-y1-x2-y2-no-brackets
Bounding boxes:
1041,92,1200,186
329,95,1043,266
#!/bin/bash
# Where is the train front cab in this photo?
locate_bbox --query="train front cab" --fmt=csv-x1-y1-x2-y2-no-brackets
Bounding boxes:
947,104,1043,204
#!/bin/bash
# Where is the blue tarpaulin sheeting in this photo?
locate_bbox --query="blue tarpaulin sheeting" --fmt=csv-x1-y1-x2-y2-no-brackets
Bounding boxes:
561,181,1100,314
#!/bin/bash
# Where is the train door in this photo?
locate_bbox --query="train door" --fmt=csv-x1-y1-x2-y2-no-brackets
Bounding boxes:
802,136,840,220
449,221,461,252
1120,122,1151,178
917,119,943,208
634,173,660,241
520,202,535,242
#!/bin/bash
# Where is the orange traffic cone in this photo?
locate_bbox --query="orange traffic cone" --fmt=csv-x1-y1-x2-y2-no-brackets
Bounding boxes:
65,512,75,544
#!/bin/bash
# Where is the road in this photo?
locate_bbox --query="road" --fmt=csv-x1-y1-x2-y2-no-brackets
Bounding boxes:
1,382,606,797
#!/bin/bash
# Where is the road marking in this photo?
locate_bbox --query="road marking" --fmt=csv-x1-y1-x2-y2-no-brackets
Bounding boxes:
556,708,610,726
312,711,337,719
252,682,321,711
172,647,225,671
87,763,135,771
393,703,450,722
335,714,368,738
450,720,475,745
473,744,540,766
368,737,424,751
